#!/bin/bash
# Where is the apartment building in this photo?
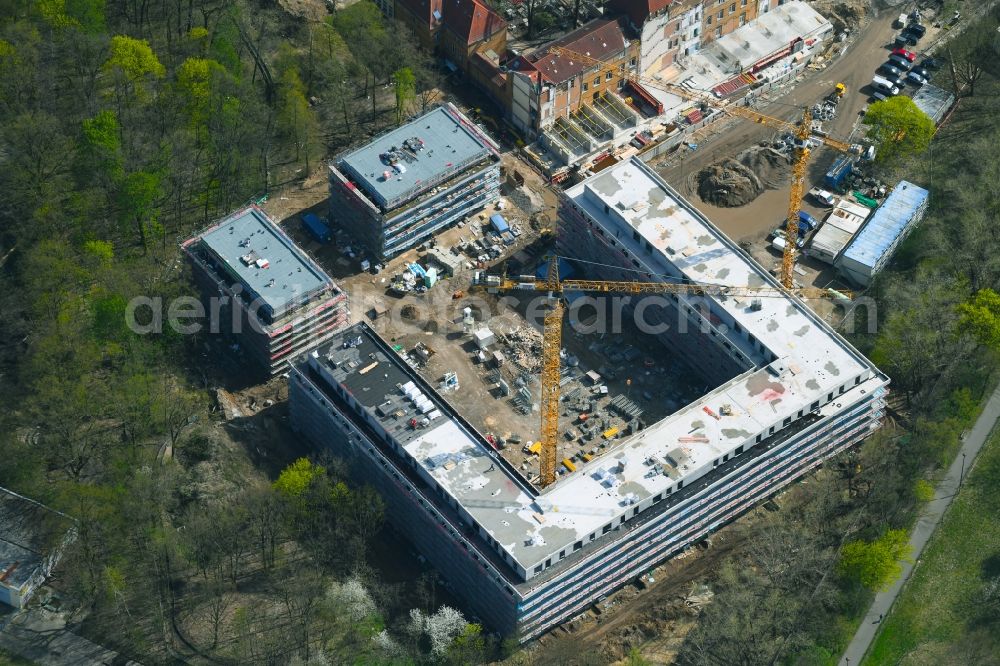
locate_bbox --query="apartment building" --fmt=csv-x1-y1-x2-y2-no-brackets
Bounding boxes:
290,156,888,641
182,206,349,376
508,18,639,139
327,104,501,260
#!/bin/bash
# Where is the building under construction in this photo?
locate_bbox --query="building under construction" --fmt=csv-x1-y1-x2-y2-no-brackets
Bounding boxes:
289,157,888,640
327,104,502,260
183,206,349,376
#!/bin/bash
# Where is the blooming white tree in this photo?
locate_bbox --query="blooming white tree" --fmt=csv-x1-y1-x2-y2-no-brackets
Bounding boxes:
408,605,468,656
325,577,376,621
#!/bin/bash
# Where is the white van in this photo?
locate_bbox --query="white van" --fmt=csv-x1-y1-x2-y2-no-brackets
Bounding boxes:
871,76,900,96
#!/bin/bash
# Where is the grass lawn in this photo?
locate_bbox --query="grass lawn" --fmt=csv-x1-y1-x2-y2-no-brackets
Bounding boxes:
864,429,1000,665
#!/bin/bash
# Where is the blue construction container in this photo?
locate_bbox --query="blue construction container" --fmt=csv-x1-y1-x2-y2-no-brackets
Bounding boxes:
301,213,332,243
824,156,855,192
490,214,510,234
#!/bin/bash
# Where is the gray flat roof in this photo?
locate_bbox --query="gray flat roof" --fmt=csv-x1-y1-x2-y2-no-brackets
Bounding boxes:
911,83,955,125
192,207,334,318
336,105,496,210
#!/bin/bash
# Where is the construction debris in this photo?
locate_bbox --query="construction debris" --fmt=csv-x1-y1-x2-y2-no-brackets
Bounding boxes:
501,326,544,374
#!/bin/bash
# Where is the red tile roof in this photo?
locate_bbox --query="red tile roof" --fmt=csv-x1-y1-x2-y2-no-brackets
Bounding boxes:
528,18,630,85
443,0,506,45
606,0,672,28
396,0,444,28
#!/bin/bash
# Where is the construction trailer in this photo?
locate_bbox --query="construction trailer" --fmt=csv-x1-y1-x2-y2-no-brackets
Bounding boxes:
327,104,501,261
289,157,888,643
835,180,929,286
182,206,349,376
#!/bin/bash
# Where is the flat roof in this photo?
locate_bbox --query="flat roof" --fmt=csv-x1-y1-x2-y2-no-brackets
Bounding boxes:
1,488,74,593
654,2,831,99
911,83,955,124
305,158,885,577
336,105,496,210
191,207,334,318
840,180,928,269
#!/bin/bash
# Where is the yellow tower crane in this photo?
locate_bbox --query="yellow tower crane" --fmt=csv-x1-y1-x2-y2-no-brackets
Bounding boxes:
473,258,850,486
545,46,856,288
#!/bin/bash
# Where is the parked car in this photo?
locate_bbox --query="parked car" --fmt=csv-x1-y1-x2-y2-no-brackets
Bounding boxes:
910,66,929,79
871,76,900,96
894,32,919,47
770,233,804,251
808,187,836,207
906,71,927,86
907,23,927,38
888,54,912,70
879,62,904,78
891,47,917,62
798,210,819,231
870,91,889,102
919,57,942,70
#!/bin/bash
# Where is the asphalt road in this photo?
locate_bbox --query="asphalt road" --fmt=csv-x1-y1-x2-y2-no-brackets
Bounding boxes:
840,382,1000,665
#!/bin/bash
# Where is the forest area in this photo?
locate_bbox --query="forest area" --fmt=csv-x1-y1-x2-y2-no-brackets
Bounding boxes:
1,0,1000,664
0,0,500,663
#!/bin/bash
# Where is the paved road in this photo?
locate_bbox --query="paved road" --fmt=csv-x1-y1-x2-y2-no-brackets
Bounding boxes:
839,382,1000,666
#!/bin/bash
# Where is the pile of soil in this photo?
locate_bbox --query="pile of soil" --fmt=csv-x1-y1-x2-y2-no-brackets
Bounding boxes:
813,0,868,33
695,144,792,208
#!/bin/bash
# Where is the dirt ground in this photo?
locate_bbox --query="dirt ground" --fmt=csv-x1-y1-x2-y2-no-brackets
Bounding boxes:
653,8,901,244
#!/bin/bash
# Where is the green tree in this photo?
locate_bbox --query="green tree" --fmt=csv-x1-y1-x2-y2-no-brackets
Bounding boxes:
274,458,325,499
863,96,935,164
392,66,415,123
838,529,911,591
277,66,318,174
174,56,227,134
959,289,1000,351
116,169,162,252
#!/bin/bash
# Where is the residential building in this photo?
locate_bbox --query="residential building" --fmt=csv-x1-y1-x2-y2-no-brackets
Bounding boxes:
290,156,888,641
182,206,349,376
327,104,501,260
393,0,508,105
701,0,763,44
508,18,639,139
608,0,702,75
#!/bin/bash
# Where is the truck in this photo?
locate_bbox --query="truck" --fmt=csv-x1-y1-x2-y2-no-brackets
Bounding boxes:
301,213,331,243
824,155,856,192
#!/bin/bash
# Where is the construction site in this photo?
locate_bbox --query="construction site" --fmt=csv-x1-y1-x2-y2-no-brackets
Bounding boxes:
286,147,889,640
